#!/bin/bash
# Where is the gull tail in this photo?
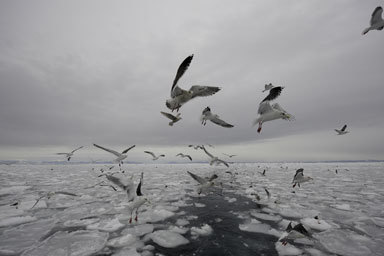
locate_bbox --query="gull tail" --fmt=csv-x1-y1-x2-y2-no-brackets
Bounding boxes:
362,27,370,35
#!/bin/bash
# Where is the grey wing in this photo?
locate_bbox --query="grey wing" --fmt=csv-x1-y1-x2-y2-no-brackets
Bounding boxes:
210,115,234,128
208,174,218,181
258,101,273,115
122,145,136,154
176,153,183,157
171,54,194,94
144,151,156,158
71,146,84,154
341,125,347,132
93,144,121,157
187,171,207,184
189,85,221,98
293,168,304,181
216,159,229,167
185,155,192,161
106,175,127,190
55,191,78,196
201,146,214,158
262,86,283,102
272,103,294,120
371,6,383,25
161,111,177,121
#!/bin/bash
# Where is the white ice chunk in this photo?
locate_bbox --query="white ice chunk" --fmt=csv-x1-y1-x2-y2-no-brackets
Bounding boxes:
169,225,189,234
251,212,282,222
22,230,108,256
107,233,136,248
301,218,333,231
239,222,281,238
140,209,175,223
123,224,154,237
194,203,205,208
190,224,213,237
113,247,140,256
150,230,189,248
175,219,190,226
275,241,303,255
330,203,351,211
87,218,125,232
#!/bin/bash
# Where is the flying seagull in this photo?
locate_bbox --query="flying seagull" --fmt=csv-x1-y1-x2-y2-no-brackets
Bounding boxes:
160,111,181,126
144,151,165,160
165,54,221,112
176,153,193,161
362,6,384,35
188,144,204,150
201,107,234,128
222,153,236,158
187,171,216,195
31,191,78,209
334,124,349,135
56,146,84,161
93,144,135,167
292,168,313,188
200,145,229,167
253,102,294,133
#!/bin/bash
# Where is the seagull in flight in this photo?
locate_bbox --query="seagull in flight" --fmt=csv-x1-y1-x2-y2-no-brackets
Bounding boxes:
56,146,84,161
160,111,181,126
144,151,165,160
166,54,221,112
200,145,229,167
201,107,234,128
176,153,192,161
188,144,204,150
261,85,284,103
292,168,313,188
279,222,312,246
253,102,294,133
222,153,236,158
31,191,78,209
362,6,384,35
93,144,135,168
187,171,216,195
335,124,349,135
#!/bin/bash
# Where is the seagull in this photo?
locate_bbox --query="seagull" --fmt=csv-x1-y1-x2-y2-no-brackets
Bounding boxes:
31,191,78,209
222,153,236,158
187,171,216,194
261,86,284,103
279,222,312,245
160,111,181,126
262,83,274,92
56,146,84,161
176,153,192,161
292,168,313,188
144,151,165,160
362,6,384,35
200,145,229,167
166,54,221,112
253,102,294,133
93,144,135,168
188,144,204,150
201,107,234,128
334,124,349,135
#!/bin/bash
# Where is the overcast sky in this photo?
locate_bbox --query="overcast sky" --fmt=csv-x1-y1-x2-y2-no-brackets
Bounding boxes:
1,0,383,162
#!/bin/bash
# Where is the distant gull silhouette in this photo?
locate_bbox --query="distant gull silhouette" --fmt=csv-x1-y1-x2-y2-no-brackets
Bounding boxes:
160,111,181,126
93,144,135,168
176,153,192,161
56,146,84,161
292,168,313,188
362,6,384,35
334,124,349,135
144,151,165,160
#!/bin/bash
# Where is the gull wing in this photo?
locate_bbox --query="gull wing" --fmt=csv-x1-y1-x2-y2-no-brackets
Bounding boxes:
215,158,229,167
258,101,274,115
261,86,283,102
340,124,347,132
201,146,214,158
56,153,69,155
263,83,274,92
293,168,304,182
176,153,183,157
105,175,127,190
187,171,207,184
171,54,194,96
189,85,221,98
121,145,136,154
210,115,234,128
161,111,178,121
185,154,192,161
371,6,383,26
71,146,84,154
208,174,218,181
136,172,143,196
293,223,309,235
93,144,121,157
144,151,156,158
272,103,294,120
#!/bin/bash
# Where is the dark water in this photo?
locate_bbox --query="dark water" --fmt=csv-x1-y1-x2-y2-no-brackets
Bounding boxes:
149,190,279,256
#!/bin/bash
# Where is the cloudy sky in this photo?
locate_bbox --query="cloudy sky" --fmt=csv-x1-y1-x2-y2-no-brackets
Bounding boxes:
1,0,383,163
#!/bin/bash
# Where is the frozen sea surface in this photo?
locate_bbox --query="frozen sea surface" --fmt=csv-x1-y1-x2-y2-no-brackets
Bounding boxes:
0,162,383,256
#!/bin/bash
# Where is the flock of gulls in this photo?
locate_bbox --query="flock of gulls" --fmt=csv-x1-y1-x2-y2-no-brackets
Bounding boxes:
20,5,381,251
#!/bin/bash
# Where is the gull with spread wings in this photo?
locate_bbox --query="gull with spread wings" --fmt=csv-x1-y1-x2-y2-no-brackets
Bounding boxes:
292,168,313,188
254,102,294,133
201,107,234,128
160,111,181,126
56,146,84,161
335,124,349,135
187,171,217,195
144,151,165,160
93,144,135,168
165,54,221,112
176,153,192,161
200,145,229,167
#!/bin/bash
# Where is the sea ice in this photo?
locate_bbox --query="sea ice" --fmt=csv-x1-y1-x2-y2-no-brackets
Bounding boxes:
150,230,189,248
87,218,125,232
0,216,37,228
106,233,136,248
190,224,213,237
300,217,333,231
275,242,303,256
